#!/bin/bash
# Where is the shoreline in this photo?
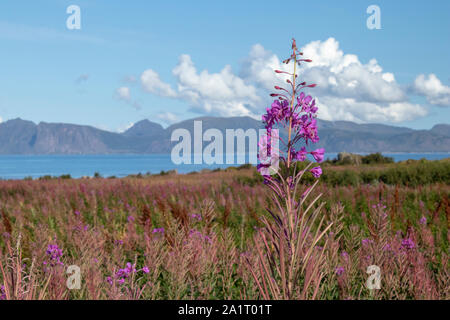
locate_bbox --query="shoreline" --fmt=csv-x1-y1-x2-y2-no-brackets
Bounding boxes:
0,156,448,181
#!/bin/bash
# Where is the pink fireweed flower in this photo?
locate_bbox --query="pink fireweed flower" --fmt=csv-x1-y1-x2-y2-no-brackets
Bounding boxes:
335,267,345,276
152,228,164,234
419,216,427,225
310,148,325,163
299,118,319,144
114,262,136,283
127,215,135,223
109,263,150,285
297,93,318,115
45,244,64,267
297,92,312,107
310,166,322,178
293,146,307,162
401,238,415,250
262,99,291,130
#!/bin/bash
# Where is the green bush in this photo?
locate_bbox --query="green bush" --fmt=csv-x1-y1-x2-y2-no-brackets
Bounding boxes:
236,159,450,187
362,152,394,164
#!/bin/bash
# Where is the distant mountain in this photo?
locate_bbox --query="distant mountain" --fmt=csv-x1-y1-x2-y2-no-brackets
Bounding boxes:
430,124,450,137
122,119,164,138
0,117,448,154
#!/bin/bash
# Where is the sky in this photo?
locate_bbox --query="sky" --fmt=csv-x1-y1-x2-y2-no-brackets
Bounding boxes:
0,0,449,132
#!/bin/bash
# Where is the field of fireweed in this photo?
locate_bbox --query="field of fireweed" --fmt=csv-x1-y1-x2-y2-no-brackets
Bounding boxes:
1,39,449,300
0,167,448,300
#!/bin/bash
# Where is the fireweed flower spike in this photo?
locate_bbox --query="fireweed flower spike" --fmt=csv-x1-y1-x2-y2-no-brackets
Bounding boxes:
44,244,64,267
108,262,150,285
250,38,335,300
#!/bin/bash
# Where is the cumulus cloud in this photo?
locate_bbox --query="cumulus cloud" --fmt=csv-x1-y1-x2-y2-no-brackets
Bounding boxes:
156,112,179,124
141,69,177,98
240,38,415,122
317,97,427,123
138,37,433,123
115,87,141,110
139,55,262,117
413,74,450,106
172,54,262,117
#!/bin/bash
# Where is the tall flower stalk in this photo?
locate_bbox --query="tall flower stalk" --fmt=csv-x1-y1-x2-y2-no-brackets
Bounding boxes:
250,39,333,299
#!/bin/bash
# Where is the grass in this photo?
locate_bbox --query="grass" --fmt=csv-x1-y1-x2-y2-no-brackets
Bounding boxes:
0,161,449,300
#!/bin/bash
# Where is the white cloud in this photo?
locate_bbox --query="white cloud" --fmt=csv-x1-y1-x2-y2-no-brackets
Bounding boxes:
117,122,135,133
171,54,262,117
413,74,450,106
141,69,177,98
139,55,262,117
317,97,427,123
243,38,406,104
115,87,142,110
138,37,430,123
240,43,291,91
156,112,179,124
240,38,423,122
116,87,131,101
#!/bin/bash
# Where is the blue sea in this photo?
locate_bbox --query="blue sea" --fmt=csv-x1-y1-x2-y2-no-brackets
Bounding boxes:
0,153,448,180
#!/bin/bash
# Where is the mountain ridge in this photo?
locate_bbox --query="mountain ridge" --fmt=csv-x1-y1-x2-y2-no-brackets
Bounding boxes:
0,117,448,154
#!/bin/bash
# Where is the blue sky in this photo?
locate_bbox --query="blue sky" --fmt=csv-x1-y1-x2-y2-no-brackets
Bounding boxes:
0,0,449,131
